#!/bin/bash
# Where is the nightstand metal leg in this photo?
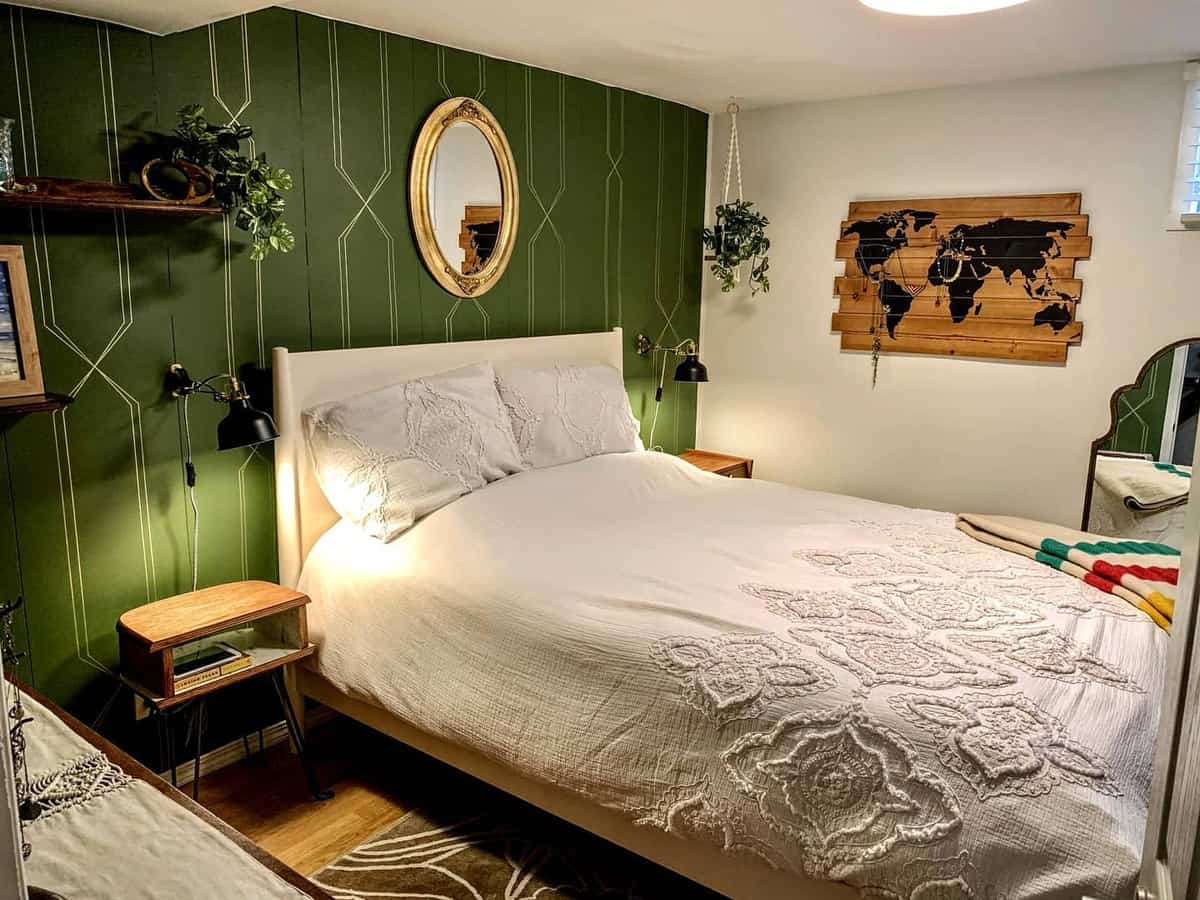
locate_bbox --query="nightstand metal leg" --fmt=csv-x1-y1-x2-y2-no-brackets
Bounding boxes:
191,697,206,801
269,669,332,802
155,709,166,777
91,677,123,731
163,708,178,787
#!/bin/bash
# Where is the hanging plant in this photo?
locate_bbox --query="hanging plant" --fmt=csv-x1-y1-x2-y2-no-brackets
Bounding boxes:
702,101,770,296
703,200,770,295
148,105,295,261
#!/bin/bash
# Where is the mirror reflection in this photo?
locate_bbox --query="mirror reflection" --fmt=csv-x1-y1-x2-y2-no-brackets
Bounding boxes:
1086,340,1199,548
428,122,503,277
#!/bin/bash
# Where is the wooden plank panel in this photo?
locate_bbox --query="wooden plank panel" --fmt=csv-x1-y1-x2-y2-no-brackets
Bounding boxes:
840,331,1068,363
834,275,1082,301
836,293,1078,321
841,214,1090,235
839,256,1078,281
833,192,1088,363
846,193,1081,218
831,312,1083,344
835,235,1092,260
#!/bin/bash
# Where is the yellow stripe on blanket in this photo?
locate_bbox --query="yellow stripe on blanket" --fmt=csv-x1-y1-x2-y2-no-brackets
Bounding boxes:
957,513,1177,631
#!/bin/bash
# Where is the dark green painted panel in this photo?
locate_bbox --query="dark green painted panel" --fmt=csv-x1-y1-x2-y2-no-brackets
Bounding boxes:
1106,351,1174,457
0,4,707,710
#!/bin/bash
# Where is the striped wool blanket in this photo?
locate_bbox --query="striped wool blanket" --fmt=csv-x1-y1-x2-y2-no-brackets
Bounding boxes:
956,513,1177,630
1094,455,1191,511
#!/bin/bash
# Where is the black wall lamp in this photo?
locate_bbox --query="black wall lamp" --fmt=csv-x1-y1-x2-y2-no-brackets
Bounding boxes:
635,334,709,450
165,363,278,592
165,364,279,451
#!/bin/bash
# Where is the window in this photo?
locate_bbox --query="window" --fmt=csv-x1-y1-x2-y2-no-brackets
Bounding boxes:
1173,60,1200,225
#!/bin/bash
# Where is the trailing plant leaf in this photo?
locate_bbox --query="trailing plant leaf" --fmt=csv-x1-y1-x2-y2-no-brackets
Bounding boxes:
169,104,293,261
701,200,771,296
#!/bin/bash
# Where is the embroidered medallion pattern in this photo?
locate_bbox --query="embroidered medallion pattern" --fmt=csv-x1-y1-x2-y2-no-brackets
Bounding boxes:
948,627,1143,692
649,632,836,724
890,692,1120,799
788,624,1013,692
740,582,907,629
794,549,937,579
855,852,998,900
722,706,962,880
855,578,1040,632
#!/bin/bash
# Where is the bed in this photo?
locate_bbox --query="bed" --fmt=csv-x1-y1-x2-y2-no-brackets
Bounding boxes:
274,328,1167,900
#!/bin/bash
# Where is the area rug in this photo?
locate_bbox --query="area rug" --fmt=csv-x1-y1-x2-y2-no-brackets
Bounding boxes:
313,777,723,900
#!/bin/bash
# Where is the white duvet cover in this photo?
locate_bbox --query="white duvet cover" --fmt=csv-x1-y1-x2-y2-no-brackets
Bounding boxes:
299,451,1167,900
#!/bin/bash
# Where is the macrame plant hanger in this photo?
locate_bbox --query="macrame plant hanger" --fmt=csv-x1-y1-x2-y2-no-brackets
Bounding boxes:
722,101,743,207
716,101,744,281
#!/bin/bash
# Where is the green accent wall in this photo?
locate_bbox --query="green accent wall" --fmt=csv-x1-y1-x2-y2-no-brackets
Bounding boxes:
1105,350,1174,457
0,6,707,707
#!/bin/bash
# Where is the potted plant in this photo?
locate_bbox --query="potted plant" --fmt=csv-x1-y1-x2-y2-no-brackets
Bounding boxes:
702,199,770,296
141,105,295,261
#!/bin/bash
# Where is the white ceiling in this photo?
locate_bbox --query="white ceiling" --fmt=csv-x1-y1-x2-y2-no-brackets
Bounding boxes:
19,0,1200,110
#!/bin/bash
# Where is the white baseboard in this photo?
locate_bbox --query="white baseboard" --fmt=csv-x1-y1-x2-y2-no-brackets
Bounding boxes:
160,706,335,788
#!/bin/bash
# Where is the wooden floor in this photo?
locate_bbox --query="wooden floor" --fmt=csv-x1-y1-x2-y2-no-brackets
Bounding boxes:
196,717,429,876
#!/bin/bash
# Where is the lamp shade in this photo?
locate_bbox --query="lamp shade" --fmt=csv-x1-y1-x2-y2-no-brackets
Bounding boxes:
217,397,279,450
673,353,709,383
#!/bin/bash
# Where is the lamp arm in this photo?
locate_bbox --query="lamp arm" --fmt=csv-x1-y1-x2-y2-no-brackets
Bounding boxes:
166,365,248,403
635,334,698,358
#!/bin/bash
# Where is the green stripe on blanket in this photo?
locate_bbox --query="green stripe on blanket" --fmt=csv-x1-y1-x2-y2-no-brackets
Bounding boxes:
957,513,1176,631
1154,463,1191,479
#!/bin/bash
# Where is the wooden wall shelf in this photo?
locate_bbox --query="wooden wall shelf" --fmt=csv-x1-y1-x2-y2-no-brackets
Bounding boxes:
0,177,223,217
0,391,73,416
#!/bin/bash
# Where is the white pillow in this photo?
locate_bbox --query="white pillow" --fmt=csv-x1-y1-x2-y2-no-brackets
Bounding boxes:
303,363,523,541
495,363,640,469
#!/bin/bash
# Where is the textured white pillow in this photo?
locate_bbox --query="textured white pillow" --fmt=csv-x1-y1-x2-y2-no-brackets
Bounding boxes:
495,363,640,469
303,363,524,541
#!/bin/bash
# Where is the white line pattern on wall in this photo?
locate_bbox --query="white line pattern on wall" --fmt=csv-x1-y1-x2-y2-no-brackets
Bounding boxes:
328,22,398,348
604,87,624,331
524,69,565,334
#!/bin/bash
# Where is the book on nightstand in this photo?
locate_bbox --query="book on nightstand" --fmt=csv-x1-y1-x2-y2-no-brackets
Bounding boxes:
172,641,252,693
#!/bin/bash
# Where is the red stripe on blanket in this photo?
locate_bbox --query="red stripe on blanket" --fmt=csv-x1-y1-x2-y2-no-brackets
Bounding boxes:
1083,573,1120,594
1093,560,1179,586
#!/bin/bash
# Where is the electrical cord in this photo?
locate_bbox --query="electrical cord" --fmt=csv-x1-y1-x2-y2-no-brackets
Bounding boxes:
647,350,669,452
181,393,199,593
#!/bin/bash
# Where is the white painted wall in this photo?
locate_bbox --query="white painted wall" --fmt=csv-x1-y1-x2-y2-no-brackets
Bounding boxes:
698,63,1200,526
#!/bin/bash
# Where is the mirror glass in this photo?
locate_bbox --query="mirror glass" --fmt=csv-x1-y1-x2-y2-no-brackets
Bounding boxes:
427,122,504,277
1086,340,1199,548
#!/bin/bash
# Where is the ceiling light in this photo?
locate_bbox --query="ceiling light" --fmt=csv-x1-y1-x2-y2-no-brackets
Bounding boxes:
859,0,1034,15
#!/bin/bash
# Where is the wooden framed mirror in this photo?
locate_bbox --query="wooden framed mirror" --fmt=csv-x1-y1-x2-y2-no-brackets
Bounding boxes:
409,97,519,298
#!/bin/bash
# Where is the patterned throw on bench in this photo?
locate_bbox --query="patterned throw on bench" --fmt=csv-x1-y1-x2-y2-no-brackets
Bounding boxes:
956,513,1178,630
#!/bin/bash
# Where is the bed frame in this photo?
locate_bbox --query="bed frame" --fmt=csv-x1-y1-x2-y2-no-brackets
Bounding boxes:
272,328,850,900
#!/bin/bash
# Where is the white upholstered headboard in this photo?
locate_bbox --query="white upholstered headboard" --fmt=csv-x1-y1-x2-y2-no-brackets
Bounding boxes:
272,327,625,587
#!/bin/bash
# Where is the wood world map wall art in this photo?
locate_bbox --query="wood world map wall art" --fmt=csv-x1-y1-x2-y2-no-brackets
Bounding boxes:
832,193,1090,371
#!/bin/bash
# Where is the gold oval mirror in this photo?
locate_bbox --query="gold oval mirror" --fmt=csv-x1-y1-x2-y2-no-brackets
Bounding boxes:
409,97,519,298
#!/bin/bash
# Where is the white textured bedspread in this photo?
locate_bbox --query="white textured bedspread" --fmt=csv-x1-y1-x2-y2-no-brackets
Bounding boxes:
300,451,1167,899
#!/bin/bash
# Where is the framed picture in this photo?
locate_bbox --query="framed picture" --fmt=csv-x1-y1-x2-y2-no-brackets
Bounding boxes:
0,245,42,399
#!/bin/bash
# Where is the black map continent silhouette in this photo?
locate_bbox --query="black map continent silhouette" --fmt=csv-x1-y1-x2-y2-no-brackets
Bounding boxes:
842,211,1077,338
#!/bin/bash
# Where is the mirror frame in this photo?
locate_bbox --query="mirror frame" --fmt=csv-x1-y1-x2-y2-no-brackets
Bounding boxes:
409,97,519,298
1081,336,1200,529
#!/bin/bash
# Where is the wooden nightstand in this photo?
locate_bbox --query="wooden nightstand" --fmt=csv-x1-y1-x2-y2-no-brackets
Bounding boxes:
677,449,754,478
114,580,330,802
